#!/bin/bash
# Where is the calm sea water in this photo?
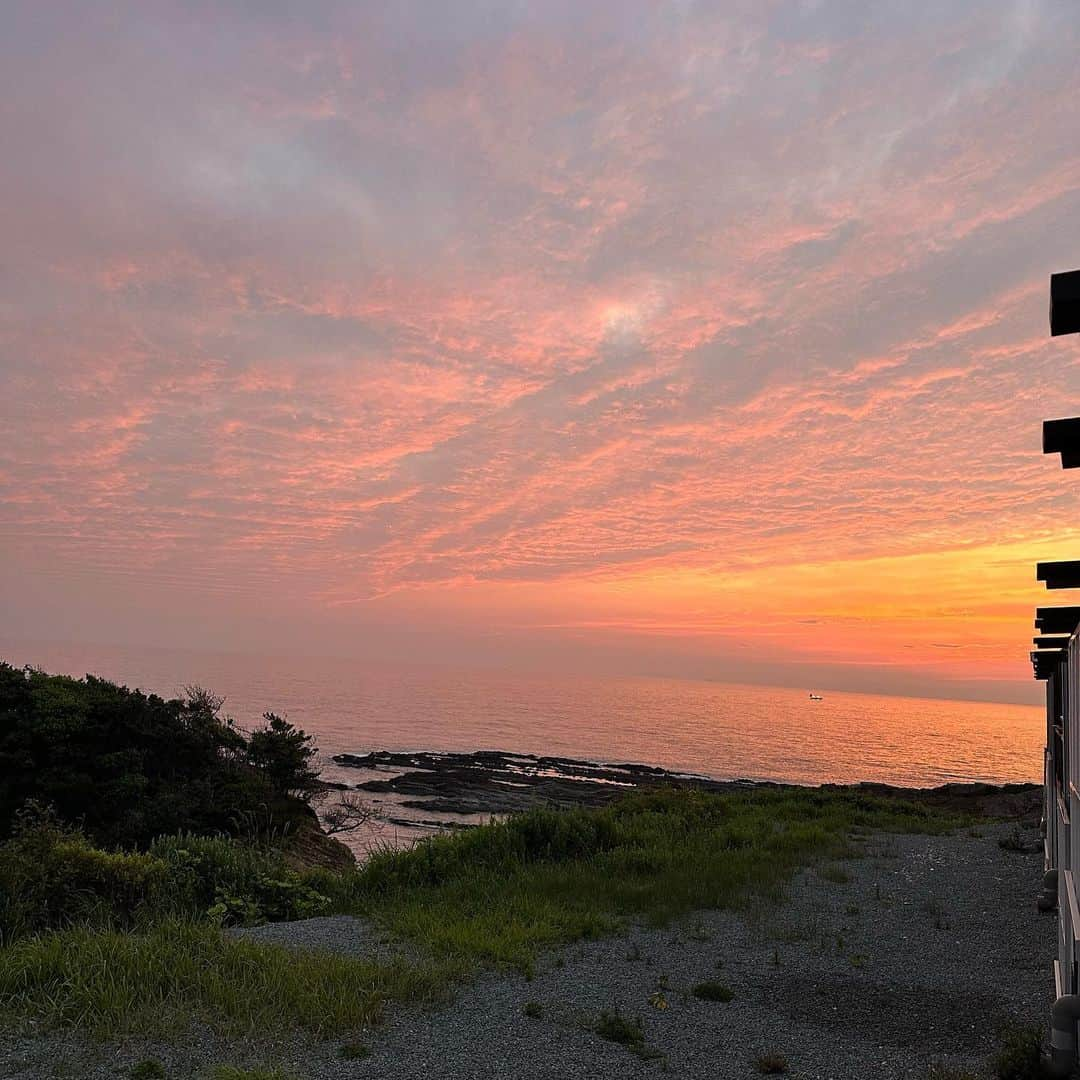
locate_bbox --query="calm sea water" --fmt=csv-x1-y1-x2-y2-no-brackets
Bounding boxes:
0,638,1045,789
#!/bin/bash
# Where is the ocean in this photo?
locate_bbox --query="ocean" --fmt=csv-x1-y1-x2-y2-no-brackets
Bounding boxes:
0,638,1044,789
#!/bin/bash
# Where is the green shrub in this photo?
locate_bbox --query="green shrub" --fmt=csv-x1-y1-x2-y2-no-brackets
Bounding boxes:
692,980,734,1002
205,875,329,927
0,804,168,939
150,833,273,897
0,811,331,941
149,834,330,926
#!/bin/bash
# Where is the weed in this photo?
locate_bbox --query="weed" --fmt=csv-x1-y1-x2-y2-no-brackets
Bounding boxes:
211,1068,297,1080
523,1001,544,1019
998,826,1027,853
130,1061,166,1080
595,1008,645,1046
849,953,867,969
845,903,860,917
692,981,734,1002
338,1042,371,1061
993,1022,1051,1080
756,1052,789,1074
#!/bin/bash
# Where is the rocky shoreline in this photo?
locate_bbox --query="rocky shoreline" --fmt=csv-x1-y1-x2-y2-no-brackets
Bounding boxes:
333,747,1043,821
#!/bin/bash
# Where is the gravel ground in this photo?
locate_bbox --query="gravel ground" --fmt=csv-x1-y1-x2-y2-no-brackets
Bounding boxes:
0,822,1054,1079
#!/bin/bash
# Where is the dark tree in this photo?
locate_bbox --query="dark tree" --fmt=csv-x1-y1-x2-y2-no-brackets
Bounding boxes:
245,713,320,799
0,663,319,848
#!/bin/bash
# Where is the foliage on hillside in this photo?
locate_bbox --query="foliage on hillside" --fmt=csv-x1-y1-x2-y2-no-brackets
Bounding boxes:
0,803,332,941
0,663,319,848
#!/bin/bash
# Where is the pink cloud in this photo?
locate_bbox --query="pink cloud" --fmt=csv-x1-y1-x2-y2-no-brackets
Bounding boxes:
2,1,1079,701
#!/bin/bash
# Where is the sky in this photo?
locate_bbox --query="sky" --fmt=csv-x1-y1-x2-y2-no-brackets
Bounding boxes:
3,1,1080,705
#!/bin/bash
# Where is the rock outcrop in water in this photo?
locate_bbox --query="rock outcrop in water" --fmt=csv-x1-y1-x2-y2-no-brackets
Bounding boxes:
333,749,735,815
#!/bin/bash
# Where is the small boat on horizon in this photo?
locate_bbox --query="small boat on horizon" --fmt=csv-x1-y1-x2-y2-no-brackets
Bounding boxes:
809,692,824,701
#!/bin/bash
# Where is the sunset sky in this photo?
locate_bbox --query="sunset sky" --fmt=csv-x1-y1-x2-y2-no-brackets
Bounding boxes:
4,2,1080,704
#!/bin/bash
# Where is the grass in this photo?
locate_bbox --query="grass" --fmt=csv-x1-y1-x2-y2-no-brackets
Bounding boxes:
0,919,452,1038
325,787,958,969
130,1061,166,1079
0,786,959,1040
815,863,851,884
